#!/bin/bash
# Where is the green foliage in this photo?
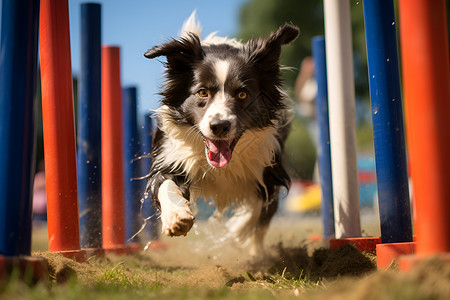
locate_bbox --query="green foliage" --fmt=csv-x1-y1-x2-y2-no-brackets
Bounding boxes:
239,0,324,88
238,0,374,178
284,117,316,180
238,0,369,98
356,121,375,153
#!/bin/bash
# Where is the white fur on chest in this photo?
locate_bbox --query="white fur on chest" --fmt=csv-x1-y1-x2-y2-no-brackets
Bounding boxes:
155,105,281,211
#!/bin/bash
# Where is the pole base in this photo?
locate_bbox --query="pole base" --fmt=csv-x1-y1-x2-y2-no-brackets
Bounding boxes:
127,242,142,253
330,237,382,253
52,249,88,262
103,243,143,255
0,255,48,285
103,244,131,255
144,240,169,251
376,241,416,269
83,247,106,258
399,252,450,272
50,248,107,262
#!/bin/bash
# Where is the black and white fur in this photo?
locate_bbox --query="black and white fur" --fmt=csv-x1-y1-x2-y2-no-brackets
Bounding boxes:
144,13,299,254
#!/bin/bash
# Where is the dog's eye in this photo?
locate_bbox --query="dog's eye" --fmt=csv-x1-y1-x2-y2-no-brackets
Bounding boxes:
237,91,247,100
197,89,209,98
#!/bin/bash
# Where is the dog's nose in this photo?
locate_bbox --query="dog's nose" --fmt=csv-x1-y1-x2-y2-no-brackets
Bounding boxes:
210,119,231,137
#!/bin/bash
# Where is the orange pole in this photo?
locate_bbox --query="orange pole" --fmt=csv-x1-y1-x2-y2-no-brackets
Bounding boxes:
399,0,450,255
102,46,126,251
40,0,80,252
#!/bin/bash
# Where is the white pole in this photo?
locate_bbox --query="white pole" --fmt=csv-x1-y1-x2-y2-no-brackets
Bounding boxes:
323,0,361,238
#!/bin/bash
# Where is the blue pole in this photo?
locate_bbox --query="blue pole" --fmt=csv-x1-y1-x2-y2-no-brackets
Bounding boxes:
122,87,143,243
141,113,160,240
363,0,412,243
0,0,40,256
77,3,102,249
312,36,335,240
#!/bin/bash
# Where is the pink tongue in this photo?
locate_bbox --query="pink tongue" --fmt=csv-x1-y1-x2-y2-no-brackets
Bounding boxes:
206,139,232,168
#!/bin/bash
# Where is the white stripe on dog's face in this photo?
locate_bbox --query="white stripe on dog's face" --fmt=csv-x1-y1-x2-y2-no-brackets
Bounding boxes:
214,60,229,87
199,60,237,139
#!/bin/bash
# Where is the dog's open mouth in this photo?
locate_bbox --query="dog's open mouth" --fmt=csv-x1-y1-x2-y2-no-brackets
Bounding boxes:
201,134,241,168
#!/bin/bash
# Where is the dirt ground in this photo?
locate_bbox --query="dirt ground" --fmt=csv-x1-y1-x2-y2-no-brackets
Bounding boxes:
29,213,450,300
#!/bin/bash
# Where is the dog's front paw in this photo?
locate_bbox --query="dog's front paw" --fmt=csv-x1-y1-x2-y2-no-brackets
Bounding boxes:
161,205,195,236
158,180,195,237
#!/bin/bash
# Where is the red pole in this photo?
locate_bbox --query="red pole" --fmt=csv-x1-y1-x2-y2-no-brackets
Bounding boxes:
399,0,450,255
102,46,126,252
39,0,81,253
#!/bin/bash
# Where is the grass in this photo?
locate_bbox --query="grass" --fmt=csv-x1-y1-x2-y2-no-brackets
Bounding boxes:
2,217,450,299
2,253,450,300
0,268,315,300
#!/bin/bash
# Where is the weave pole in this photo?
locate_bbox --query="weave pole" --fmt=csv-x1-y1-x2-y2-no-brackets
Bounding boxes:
77,3,103,249
323,0,361,239
40,0,84,260
362,0,414,268
311,36,335,240
102,46,127,253
0,0,48,282
399,0,450,270
122,87,143,245
0,0,39,257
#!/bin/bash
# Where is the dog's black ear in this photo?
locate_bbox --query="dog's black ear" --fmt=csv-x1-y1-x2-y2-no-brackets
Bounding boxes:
144,33,204,65
270,24,300,46
245,24,299,68
144,34,204,108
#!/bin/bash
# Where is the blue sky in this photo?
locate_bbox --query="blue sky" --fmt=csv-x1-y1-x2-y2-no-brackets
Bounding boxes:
0,0,246,117
68,0,247,118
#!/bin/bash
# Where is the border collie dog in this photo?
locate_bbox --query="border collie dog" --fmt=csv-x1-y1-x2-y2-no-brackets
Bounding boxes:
144,13,299,254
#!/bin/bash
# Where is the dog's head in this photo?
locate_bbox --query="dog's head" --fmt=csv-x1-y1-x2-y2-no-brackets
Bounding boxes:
145,24,299,168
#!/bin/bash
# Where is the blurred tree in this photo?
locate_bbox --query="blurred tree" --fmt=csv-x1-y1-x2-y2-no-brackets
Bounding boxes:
283,117,317,180
238,0,368,99
238,0,371,180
